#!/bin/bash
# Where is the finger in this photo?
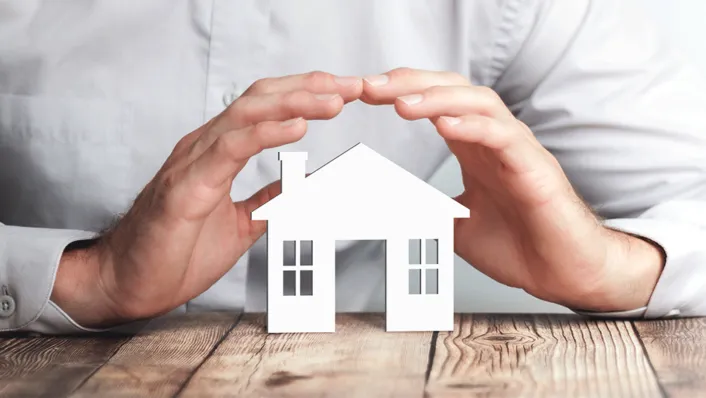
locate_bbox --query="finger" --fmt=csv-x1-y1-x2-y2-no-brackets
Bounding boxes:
361,67,470,105
229,90,345,127
393,85,513,121
234,179,283,244
243,71,363,102
210,90,343,133
434,114,542,173
191,90,342,159
187,117,307,191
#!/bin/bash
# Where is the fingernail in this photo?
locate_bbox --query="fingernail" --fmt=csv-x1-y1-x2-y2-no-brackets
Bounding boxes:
440,116,462,126
314,93,340,100
281,117,302,126
363,74,389,86
334,76,361,86
397,94,424,105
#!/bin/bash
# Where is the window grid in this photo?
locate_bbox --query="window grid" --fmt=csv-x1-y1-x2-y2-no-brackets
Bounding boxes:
409,239,439,295
283,240,313,296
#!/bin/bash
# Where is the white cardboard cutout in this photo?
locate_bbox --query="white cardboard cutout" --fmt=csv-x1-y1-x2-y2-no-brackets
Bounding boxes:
252,143,470,333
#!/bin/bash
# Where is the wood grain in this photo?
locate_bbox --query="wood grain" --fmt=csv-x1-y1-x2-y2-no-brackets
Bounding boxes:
70,311,239,398
179,313,433,398
635,317,706,397
425,314,662,398
0,334,127,397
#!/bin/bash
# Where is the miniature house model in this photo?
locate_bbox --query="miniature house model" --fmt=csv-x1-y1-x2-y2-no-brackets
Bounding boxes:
252,143,470,333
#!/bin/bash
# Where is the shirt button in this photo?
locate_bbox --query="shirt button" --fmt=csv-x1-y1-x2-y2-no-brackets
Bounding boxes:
222,83,245,107
0,295,15,318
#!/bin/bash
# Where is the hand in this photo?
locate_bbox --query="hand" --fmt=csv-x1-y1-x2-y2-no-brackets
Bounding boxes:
361,68,664,312
52,72,364,327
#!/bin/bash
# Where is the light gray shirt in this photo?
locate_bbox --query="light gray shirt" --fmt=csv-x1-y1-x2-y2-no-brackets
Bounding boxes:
1,0,705,334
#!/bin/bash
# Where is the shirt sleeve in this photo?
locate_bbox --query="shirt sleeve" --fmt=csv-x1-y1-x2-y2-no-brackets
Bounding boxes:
491,0,706,318
0,222,108,333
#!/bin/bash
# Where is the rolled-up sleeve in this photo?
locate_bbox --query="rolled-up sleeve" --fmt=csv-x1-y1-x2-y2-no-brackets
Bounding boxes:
492,0,706,317
0,223,101,333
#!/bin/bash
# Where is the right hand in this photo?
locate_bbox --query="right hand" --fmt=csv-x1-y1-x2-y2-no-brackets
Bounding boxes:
52,72,363,328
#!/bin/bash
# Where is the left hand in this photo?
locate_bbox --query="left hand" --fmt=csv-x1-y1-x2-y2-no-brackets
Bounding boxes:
361,68,664,312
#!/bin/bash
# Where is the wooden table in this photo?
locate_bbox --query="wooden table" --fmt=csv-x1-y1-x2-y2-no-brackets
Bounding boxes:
0,313,704,397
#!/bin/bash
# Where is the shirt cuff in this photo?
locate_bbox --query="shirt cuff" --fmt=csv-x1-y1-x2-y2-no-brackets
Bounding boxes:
572,306,648,319
0,224,101,333
589,217,706,318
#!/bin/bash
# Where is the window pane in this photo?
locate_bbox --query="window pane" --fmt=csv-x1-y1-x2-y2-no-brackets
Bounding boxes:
426,269,438,294
408,239,421,264
408,269,421,294
283,270,296,296
300,270,313,295
425,239,438,264
300,240,313,266
283,241,296,266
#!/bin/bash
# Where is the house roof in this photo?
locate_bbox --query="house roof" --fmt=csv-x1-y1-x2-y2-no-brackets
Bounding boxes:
251,143,470,220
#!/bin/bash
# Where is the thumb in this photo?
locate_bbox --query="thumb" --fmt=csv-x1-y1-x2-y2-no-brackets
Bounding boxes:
235,171,316,243
234,179,282,244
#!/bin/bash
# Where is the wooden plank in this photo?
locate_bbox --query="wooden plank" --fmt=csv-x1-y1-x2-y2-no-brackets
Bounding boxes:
71,312,239,398
0,333,127,397
179,313,432,397
634,317,706,397
425,314,662,397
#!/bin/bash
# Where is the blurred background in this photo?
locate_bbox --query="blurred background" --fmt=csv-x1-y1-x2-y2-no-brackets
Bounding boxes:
431,0,706,313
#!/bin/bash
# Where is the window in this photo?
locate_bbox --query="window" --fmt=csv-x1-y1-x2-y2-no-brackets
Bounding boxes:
408,239,439,295
282,240,314,296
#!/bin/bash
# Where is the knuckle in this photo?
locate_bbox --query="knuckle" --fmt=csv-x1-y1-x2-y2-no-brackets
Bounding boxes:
214,133,239,157
154,171,181,202
482,118,499,135
173,136,191,153
246,130,265,153
247,77,274,95
388,67,414,79
424,85,446,96
470,116,494,133
478,86,502,103
320,99,343,117
444,71,469,85
281,90,302,105
304,70,333,88
158,171,179,191
223,99,245,121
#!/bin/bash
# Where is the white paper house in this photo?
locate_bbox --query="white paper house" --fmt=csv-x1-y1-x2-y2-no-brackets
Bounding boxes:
252,143,470,333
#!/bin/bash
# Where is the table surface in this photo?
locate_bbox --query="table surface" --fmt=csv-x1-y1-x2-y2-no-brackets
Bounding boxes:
0,313,704,398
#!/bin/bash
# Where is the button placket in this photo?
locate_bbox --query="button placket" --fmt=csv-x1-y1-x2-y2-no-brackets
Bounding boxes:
203,0,271,121
195,0,272,311
0,285,16,318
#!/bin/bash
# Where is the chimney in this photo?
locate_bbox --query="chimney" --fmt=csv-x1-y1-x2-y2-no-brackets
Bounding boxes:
279,152,308,193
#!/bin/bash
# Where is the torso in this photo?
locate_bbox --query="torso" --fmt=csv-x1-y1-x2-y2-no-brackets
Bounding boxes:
0,0,509,311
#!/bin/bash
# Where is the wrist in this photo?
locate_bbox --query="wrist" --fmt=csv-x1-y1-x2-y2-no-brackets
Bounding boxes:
51,239,126,328
569,228,665,313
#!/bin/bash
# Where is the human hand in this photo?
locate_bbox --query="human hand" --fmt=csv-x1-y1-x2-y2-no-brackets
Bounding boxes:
361,68,664,312
52,72,363,327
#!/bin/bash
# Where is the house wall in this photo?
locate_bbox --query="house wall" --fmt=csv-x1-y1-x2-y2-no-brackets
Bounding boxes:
266,220,336,333
267,213,456,331
386,218,454,332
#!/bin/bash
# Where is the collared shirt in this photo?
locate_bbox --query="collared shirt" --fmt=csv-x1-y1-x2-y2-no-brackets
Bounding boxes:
1,0,705,334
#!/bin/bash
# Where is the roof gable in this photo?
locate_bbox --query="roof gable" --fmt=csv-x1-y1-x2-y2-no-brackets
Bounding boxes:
251,143,469,220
